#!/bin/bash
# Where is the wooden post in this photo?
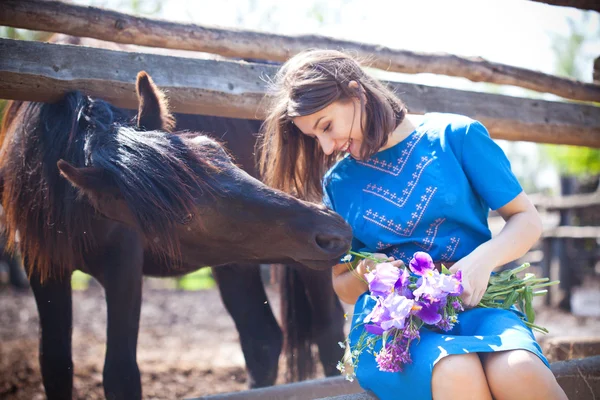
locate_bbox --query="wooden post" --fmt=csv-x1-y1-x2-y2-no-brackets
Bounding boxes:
542,237,554,306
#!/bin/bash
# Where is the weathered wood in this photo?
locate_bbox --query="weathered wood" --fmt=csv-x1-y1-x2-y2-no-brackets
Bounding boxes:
542,226,600,239
529,0,600,12
1,38,599,147
192,376,362,400
190,356,600,400
1,0,599,103
543,337,600,362
533,191,600,211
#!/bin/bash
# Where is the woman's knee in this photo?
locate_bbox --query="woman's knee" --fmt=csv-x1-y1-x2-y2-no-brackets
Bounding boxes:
432,354,492,400
433,353,485,384
482,350,551,387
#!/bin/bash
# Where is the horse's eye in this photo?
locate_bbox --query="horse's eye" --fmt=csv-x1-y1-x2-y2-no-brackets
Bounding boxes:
180,213,194,225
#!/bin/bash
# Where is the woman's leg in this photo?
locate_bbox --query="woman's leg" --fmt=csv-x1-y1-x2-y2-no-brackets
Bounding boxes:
432,353,493,400
481,350,568,400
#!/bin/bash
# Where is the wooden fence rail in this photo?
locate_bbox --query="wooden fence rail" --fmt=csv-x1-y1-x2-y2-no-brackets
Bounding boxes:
1,38,599,147
530,0,600,12
1,0,599,103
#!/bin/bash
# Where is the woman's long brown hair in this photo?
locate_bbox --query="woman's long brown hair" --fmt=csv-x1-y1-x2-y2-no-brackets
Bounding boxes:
257,49,406,202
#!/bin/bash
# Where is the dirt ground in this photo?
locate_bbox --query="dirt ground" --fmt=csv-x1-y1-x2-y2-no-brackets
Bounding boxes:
1,279,599,400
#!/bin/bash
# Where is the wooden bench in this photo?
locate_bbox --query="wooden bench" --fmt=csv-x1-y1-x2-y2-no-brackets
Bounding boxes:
192,356,600,400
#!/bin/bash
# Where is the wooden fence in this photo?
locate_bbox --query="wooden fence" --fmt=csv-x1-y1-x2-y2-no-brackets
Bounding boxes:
1,0,599,102
0,37,599,146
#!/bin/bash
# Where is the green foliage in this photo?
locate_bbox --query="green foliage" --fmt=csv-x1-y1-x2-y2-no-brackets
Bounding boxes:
176,268,215,291
550,18,587,80
71,270,92,291
542,144,600,177
70,268,216,291
542,16,600,178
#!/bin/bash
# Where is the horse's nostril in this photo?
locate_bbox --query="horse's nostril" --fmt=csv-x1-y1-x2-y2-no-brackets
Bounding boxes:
315,234,343,251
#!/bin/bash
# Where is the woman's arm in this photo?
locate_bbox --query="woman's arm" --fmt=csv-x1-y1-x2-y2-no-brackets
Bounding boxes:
332,254,404,304
449,191,543,307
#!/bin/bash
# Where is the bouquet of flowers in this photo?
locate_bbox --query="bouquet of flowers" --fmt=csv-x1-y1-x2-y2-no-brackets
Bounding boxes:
337,251,558,380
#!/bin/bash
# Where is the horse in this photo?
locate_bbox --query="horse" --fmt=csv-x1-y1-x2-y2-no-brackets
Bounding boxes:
176,113,348,385
52,33,348,388
4,33,348,390
0,70,352,399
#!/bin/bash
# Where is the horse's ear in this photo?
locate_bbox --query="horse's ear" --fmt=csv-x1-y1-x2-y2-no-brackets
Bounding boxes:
135,71,175,132
57,160,137,225
57,160,119,196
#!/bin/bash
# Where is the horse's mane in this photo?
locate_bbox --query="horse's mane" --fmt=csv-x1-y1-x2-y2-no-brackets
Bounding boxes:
0,92,219,281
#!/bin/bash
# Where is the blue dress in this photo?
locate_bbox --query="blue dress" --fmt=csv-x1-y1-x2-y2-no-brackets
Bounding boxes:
323,113,550,400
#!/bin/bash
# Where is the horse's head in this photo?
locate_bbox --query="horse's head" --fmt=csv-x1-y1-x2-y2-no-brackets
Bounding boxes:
57,72,352,270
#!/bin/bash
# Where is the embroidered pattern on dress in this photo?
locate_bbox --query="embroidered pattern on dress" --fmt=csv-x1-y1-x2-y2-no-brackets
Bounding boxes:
414,218,445,251
363,156,434,208
377,241,392,251
441,237,460,262
356,132,425,176
389,247,408,263
363,186,437,237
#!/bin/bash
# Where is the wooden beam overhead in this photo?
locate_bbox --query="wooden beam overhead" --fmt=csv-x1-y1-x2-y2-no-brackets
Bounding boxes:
1,0,599,103
529,0,600,12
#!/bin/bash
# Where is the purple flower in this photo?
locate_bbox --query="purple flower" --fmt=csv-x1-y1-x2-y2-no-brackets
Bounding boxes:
363,297,390,327
436,315,457,332
452,300,464,312
415,300,443,325
394,268,411,291
364,324,385,335
365,262,400,297
375,339,412,373
403,325,420,341
380,294,415,331
436,271,464,296
413,270,463,302
409,252,435,276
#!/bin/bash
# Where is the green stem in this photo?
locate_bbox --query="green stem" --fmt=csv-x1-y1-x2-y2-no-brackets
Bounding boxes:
349,251,383,263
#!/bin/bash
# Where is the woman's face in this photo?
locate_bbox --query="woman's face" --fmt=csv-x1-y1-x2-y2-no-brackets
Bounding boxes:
292,97,365,159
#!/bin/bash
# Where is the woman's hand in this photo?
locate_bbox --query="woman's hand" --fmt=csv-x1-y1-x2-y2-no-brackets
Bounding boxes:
449,192,543,308
449,252,496,308
333,252,404,305
355,253,404,278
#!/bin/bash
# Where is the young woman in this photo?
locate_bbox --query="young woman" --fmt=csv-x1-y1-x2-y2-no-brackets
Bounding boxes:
257,49,567,400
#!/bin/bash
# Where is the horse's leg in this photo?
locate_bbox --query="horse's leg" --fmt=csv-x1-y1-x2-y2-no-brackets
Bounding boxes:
29,266,74,399
212,263,282,388
295,266,345,377
0,232,28,289
98,229,144,400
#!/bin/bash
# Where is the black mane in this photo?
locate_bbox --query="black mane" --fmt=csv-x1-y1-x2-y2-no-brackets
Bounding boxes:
1,92,218,279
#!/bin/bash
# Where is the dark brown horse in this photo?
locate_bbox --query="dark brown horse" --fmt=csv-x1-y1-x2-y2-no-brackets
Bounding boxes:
175,113,348,386
54,33,347,388
0,71,351,399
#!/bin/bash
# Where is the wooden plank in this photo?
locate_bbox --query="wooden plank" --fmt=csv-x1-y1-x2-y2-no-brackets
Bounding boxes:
529,0,600,12
1,38,599,147
532,192,600,210
0,0,599,103
594,56,600,84
188,356,600,400
542,226,600,239
191,376,362,400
